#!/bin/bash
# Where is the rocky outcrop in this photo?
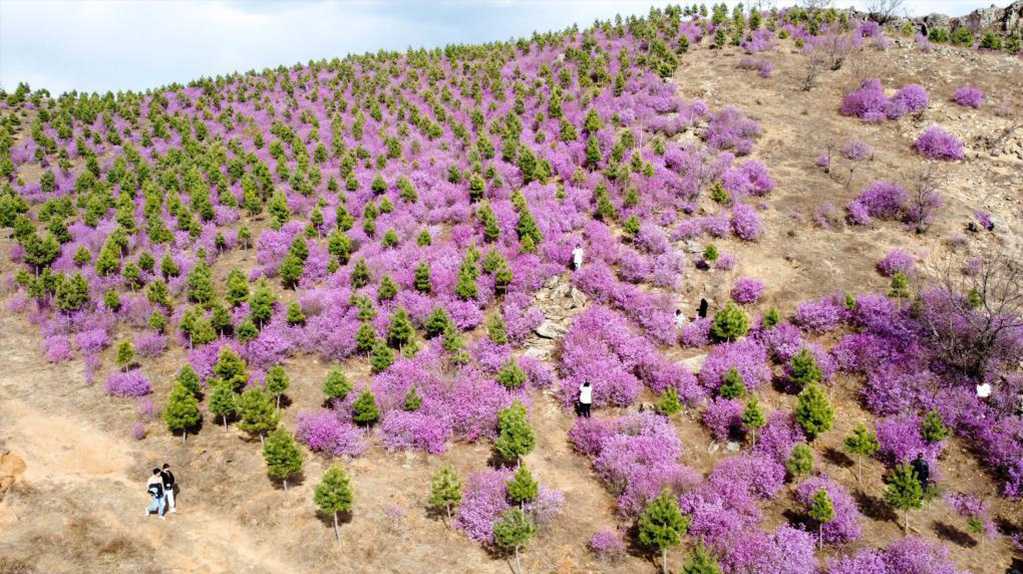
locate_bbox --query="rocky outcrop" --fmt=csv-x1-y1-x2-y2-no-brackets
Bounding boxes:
853,1,1022,37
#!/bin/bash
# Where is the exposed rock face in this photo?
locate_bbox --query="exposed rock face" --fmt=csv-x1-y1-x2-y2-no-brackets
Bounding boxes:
856,1,1022,37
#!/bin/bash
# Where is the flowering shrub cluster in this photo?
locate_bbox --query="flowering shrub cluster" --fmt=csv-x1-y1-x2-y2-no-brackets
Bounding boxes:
828,536,968,574
569,413,699,516
952,86,984,108
794,476,863,544
914,126,965,161
840,79,929,122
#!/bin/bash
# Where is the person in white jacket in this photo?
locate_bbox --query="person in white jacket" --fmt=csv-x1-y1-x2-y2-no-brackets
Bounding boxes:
571,244,584,271
578,381,592,418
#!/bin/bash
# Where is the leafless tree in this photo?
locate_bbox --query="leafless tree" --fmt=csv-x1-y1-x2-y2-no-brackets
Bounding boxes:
920,253,1023,378
903,165,942,233
866,0,906,24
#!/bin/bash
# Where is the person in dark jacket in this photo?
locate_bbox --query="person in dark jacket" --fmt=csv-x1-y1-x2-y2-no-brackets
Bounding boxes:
161,464,176,513
697,298,709,319
911,455,930,492
145,468,166,519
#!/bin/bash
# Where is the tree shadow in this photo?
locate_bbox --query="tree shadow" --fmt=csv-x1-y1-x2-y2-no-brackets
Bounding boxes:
269,471,306,491
932,520,978,548
314,508,353,531
852,489,898,523
1007,558,1023,574
822,447,855,468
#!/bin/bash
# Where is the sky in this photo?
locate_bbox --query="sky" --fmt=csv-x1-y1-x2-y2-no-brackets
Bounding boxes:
0,0,996,96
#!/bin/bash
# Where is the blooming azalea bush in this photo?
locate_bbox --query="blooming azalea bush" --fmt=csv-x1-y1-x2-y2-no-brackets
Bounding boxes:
914,126,965,161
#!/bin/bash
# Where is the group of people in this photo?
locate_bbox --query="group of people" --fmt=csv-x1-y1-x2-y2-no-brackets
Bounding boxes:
145,463,177,519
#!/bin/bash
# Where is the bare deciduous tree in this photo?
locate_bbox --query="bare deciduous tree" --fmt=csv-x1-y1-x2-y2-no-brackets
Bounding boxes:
903,165,943,233
866,0,906,24
921,253,1023,378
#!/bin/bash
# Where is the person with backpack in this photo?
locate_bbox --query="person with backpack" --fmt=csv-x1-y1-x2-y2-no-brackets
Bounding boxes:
160,463,176,513
577,381,593,418
145,468,166,519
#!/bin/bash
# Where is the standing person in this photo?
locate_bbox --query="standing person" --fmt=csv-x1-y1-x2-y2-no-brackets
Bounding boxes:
145,468,166,519
578,381,593,418
674,309,687,330
911,455,930,492
697,298,709,319
571,244,584,271
161,464,176,513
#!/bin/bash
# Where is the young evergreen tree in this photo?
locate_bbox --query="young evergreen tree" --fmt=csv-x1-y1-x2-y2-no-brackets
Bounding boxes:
428,465,462,522
494,402,535,464
370,340,395,374
186,260,214,304
387,308,415,350
655,387,683,416
487,313,509,345
352,390,380,426
844,423,880,483
794,383,834,440
402,387,422,412
786,443,814,480
493,508,536,574
788,348,822,390
637,489,690,574
719,368,746,399
920,410,950,443
414,262,432,293
681,544,721,574
506,464,539,508
263,428,304,491
323,369,352,403
315,464,354,545
164,381,201,442
710,302,749,342
741,395,766,444
885,463,924,532
176,365,201,397
351,258,371,288
224,269,248,309
208,378,237,431
808,489,835,550
115,340,135,371
496,361,527,390
265,364,290,410
237,388,279,444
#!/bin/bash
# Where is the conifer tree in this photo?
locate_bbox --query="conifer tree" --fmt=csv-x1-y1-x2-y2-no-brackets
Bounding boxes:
176,365,201,397
719,368,746,399
414,262,432,293
807,489,835,551
494,402,535,464
186,260,214,304
487,313,508,345
164,381,201,441
885,463,923,532
323,369,352,403
403,387,422,412
493,508,536,574
844,423,879,483
710,302,749,342
741,395,766,444
237,387,279,444
496,361,527,390
794,383,834,440
115,340,135,371
637,489,690,574
428,465,462,522
263,428,304,491
352,390,380,426
681,544,721,574
655,387,683,416
315,464,354,545
370,340,395,374
507,464,539,508
920,410,949,443
208,378,237,431
265,364,290,410
789,348,822,390
786,443,814,479
387,308,415,350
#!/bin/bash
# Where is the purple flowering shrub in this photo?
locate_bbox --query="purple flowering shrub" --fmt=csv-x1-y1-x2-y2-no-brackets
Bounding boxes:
570,413,699,516
295,410,366,458
105,370,152,397
841,79,929,122
588,529,626,560
455,469,511,543
914,126,965,161
828,537,968,574
846,181,908,225
876,249,916,277
952,86,984,108
730,277,765,304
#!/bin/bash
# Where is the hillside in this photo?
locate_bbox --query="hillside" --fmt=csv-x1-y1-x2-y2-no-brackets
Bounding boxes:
1,5,1022,574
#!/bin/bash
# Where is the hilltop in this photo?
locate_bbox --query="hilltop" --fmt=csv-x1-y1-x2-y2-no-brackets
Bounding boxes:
0,5,1021,574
